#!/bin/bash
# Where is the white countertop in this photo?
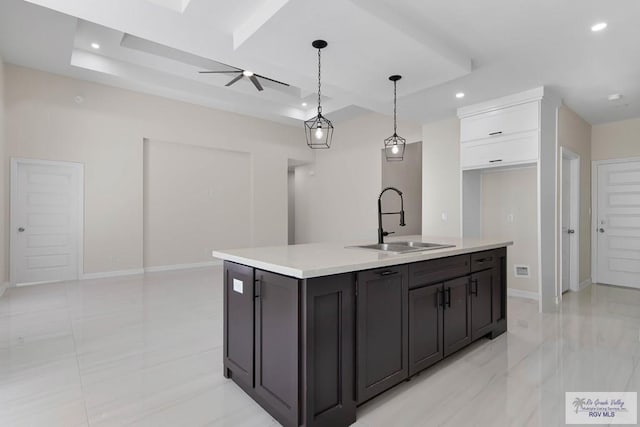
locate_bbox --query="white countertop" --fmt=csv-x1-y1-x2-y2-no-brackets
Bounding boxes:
211,235,513,279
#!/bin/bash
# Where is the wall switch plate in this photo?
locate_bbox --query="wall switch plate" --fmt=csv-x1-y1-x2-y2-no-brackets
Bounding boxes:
441,212,448,221
507,213,514,223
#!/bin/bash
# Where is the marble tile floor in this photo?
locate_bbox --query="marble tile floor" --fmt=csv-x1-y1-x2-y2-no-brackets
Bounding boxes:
0,266,638,426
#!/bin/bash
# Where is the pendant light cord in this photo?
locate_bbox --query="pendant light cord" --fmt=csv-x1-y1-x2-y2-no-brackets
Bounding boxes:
393,79,397,135
317,48,322,115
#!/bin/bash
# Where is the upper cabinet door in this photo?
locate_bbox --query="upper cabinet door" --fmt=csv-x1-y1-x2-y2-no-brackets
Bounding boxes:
460,131,538,170
356,265,409,404
443,276,471,357
460,101,539,142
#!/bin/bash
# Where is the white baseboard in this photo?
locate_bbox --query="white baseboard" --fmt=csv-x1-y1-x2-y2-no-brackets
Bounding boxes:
577,278,592,291
0,281,9,298
507,288,540,301
81,268,145,280
143,261,221,273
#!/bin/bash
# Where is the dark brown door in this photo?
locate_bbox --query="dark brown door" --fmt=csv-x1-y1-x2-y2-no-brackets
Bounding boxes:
223,262,254,388
470,269,493,340
443,276,471,357
408,284,444,376
254,270,299,426
356,265,409,404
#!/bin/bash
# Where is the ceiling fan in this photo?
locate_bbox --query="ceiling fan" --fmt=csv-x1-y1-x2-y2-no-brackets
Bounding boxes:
198,68,289,92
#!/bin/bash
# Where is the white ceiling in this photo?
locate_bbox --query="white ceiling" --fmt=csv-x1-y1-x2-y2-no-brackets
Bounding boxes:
1,0,639,126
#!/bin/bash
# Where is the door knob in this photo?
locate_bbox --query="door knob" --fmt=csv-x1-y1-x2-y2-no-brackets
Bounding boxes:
599,228,605,233
567,229,575,234
18,227,25,232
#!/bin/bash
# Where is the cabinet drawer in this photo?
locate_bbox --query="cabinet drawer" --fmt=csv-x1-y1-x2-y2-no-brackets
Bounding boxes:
460,101,539,142
460,131,538,170
409,255,470,288
470,250,499,272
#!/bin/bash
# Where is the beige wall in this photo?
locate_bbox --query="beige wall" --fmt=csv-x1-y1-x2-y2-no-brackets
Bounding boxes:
0,58,6,285
482,167,539,293
381,142,422,236
294,112,421,244
592,117,640,161
5,65,311,275
143,140,252,268
558,105,592,284
421,118,461,237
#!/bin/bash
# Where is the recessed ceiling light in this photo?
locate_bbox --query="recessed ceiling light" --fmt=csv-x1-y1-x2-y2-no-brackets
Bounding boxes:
455,92,465,99
301,102,308,107
242,70,254,77
591,22,607,32
91,42,101,49
608,93,622,101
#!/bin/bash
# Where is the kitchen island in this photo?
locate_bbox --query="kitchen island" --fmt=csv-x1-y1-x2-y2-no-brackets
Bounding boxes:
212,236,512,427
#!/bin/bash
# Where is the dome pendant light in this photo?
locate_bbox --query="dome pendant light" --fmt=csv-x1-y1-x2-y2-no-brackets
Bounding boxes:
384,75,406,161
304,40,333,149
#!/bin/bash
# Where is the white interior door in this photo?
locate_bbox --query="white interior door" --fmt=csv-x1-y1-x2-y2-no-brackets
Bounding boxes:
561,156,572,293
11,159,83,285
596,160,640,288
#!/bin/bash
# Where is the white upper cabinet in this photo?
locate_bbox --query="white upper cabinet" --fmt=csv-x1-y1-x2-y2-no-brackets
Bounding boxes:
460,101,540,143
460,130,538,170
458,87,545,170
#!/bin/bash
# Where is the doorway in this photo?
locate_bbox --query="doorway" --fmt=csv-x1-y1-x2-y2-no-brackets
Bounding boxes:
560,148,580,294
592,157,640,289
10,158,84,285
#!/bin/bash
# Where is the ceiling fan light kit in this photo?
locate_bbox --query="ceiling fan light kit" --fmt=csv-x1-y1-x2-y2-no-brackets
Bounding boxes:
198,68,289,92
304,39,334,149
384,74,406,161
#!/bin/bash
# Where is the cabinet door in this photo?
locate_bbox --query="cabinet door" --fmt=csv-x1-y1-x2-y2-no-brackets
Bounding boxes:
302,274,356,427
409,284,443,376
460,131,538,170
254,270,299,426
470,269,493,341
443,276,471,357
356,266,409,404
460,101,539,142
223,262,254,388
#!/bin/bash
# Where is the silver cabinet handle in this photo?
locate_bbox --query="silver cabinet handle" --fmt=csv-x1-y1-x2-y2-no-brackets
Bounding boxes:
599,228,605,233
567,229,575,234
18,227,25,232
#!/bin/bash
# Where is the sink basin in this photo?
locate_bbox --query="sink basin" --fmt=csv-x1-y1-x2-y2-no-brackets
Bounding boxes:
348,241,455,254
393,241,455,249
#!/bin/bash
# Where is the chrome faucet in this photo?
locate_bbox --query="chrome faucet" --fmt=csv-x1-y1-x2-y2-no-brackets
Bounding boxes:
378,187,406,244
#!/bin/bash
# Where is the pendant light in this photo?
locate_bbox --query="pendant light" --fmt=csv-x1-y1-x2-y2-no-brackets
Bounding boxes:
304,40,333,149
384,75,406,161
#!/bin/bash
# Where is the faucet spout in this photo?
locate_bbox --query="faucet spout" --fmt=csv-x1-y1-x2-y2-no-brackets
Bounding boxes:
378,186,406,244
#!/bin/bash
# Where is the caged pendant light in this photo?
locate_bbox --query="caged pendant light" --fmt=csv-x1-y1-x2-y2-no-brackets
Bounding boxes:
304,40,333,149
384,75,406,161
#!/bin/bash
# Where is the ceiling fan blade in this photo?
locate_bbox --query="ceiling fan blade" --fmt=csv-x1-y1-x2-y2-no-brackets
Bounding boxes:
199,70,242,74
225,74,245,87
255,74,290,87
249,75,264,91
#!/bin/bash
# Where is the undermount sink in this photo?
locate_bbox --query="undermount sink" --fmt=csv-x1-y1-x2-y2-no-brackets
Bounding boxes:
393,241,454,249
349,241,455,254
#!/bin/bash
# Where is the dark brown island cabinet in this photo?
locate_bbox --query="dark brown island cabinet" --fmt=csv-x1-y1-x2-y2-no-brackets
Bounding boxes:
222,247,507,427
